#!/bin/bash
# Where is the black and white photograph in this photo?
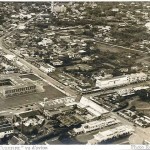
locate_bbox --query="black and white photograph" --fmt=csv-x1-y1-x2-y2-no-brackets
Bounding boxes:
0,1,149,147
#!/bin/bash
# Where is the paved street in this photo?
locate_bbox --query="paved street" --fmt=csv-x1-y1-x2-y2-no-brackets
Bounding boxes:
0,8,150,145
0,29,77,97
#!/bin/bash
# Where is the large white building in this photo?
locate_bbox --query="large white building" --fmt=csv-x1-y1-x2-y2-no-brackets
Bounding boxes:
87,125,134,145
3,54,16,61
80,96,109,117
0,75,36,97
96,72,147,90
39,64,55,73
73,117,120,134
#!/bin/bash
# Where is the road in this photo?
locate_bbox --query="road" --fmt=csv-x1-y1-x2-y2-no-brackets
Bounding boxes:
0,36,77,96
0,12,77,97
96,40,149,55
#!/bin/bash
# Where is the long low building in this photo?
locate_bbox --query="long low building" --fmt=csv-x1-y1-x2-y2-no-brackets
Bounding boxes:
117,86,150,97
87,125,134,145
73,117,120,134
2,83,36,97
0,75,36,97
39,63,55,73
96,72,147,90
79,96,109,117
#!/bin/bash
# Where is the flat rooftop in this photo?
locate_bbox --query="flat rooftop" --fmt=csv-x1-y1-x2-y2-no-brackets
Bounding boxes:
0,74,35,91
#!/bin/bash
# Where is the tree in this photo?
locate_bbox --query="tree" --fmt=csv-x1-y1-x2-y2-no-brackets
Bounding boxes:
135,89,150,100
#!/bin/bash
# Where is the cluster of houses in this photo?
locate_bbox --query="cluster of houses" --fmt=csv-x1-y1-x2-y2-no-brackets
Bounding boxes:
118,109,150,128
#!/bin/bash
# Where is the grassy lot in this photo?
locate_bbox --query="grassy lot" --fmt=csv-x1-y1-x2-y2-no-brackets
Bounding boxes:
19,74,40,81
131,99,150,109
0,73,65,110
0,85,65,110
97,42,145,55
131,99,150,117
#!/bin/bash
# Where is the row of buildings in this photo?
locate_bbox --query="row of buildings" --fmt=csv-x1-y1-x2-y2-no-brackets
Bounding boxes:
73,117,120,134
87,125,134,145
118,109,150,128
95,72,147,90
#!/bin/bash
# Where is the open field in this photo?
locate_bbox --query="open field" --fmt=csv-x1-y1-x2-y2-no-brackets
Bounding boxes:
130,98,150,116
0,85,65,110
19,74,41,81
131,99,150,109
97,42,147,55
0,74,65,110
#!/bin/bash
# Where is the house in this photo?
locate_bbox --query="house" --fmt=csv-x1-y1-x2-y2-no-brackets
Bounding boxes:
51,60,63,66
0,116,14,140
13,110,44,134
3,54,16,62
39,64,55,73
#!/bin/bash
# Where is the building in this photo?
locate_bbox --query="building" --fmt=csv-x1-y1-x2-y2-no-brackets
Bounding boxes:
51,60,63,66
96,72,147,90
79,96,109,117
73,117,120,134
39,64,55,73
3,54,16,62
0,75,36,97
53,5,67,13
13,110,44,134
87,125,134,145
3,83,36,97
8,136,26,145
117,86,150,97
0,116,14,140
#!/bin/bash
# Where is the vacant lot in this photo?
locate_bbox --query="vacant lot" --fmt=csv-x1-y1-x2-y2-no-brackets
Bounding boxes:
0,84,65,110
19,74,40,81
131,99,150,109
97,42,147,56
131,99,150,117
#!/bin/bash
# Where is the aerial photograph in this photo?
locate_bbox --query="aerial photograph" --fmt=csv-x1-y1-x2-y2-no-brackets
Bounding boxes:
0,1,149,145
